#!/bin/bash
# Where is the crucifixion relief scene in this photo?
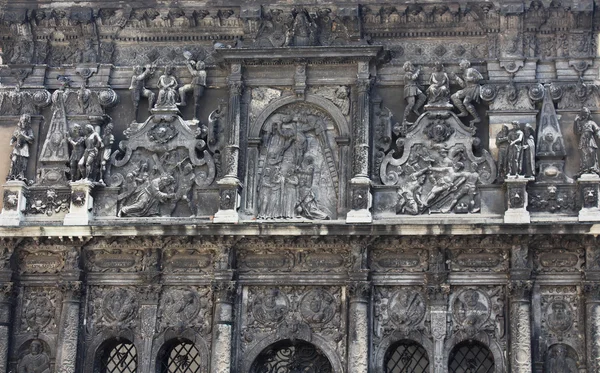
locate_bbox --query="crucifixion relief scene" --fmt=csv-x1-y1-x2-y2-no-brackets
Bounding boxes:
0,1,599,373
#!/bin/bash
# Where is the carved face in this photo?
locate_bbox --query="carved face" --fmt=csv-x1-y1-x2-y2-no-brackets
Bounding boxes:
309,297,322,313
465,290,480,307
30,341,41,355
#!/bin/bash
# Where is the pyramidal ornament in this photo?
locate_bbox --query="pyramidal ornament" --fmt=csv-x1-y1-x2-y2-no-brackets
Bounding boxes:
535,84,572,183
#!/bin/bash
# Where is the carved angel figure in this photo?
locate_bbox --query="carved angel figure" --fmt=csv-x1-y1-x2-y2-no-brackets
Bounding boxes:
451,59,483,126
402,61,426,125
17,340,50,373
8,114,34,182
155,65,179,108
575,107,600,175
426,62,450,105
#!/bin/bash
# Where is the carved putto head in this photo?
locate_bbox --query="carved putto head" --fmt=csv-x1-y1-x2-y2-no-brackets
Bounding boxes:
459,59,471,70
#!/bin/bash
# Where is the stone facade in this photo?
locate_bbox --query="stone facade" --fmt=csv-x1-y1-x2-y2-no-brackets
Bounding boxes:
0,1,599,372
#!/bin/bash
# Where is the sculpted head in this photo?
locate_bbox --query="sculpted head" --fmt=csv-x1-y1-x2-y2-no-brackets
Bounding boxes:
30,340,42,355
19,114,31,127
580,107,591,119
459,59,471,70
403,61,414,72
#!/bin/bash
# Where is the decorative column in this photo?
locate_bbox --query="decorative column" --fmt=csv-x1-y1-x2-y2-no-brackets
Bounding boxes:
211,243,236,373
347,60,372,223
347,281,370,373
0,180,28,226
504,177,533,223
426,248,448,373
577,173,600,221
55,281,82,373
584,240,600,372
508,280,533,373
214,63,243,223
0,283,13,373
64,180,95,225
139,284,160,373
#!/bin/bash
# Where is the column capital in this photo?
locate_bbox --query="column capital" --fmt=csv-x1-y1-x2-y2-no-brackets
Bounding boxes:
508,280,532,301
212,281,236,304
347,281,370,302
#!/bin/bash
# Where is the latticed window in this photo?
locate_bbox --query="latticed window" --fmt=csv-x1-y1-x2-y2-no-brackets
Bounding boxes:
159,341,202,373
448,341,494,373
385,340,430,373
99,341,137,373
250,340,333,373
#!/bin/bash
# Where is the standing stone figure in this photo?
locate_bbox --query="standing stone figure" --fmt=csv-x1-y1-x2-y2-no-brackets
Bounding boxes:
78,124,103,181
100,119,114,185
17,340,50,373
427,62,450,106
507,121,524,177
129,65,155,117
496,123,510,181
574,107,600,174
68,124,85,182
451,59,484,126
8,114,34,182
178,55,207,118
522,123,536,178
402,61,426,125
156,65,179,108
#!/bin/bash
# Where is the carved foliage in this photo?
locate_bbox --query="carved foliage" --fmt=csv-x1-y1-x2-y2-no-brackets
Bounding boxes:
157,286,212,334
88,287,138,333
19,287,61,334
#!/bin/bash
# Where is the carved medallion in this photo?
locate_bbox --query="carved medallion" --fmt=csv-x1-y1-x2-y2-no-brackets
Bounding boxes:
252,288,289,325
300,289,336,324
148,121,178,144
453,289,490,334
102,288,137,324
24,295,55,331
388,289,426,329
545,301,574,333
159,288,208,330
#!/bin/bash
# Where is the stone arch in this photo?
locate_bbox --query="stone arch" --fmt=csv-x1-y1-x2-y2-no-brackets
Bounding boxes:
242,335,344,373
375,332,434,373
544,343,580,372
152,329,210,373
244,94,351,217
84,330,136,373
249,94,351,138
444,335,505,373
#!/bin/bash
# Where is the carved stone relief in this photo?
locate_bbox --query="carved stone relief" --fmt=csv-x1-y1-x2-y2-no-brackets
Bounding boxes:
450,287,505,341
374,286,427,344
158,286,211,334
19,288,60,334
254,103,340,220
87,287,138,333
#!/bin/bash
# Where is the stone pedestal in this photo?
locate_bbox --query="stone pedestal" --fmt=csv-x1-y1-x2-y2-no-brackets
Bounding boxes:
213,178,241,223
0,180,28,226
577,173,600,221
504,177,533,224
64,180,94,226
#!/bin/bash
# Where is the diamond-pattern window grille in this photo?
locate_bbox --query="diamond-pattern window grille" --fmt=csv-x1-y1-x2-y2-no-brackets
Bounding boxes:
385,340,430,373
101,342,137,373
159,342,202,373
250,340,333,373
448,341,495,373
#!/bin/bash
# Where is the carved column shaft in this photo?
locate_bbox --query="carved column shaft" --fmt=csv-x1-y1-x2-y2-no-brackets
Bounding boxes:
428,290,447,373
509,282,532,373
211,281,235,373
585,284,600,372
0,284,13,373
139,303,159,373
224,65,243,179
55,281,82,373
353,64,371,179
347,281,369,373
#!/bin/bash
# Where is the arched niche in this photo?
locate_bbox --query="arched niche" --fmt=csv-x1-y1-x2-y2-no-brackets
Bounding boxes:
151,329,210,373
375,332,434,373
244,94,351,219
242,335,344,373
444,336,504,373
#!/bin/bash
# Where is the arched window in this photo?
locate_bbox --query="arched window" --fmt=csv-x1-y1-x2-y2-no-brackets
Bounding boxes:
385,340,430,373
158,340,202,373
448,341,494,373
250,340,333,373
97,339,137,373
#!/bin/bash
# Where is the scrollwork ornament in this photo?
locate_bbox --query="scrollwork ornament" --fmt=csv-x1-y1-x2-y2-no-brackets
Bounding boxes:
528,83,545,101
97,89,118,108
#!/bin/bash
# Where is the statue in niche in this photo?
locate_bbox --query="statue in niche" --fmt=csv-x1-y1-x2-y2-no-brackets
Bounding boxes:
67,124,86,182
17,340,50,373
290,10,316,46
99,119,114,185
507,121,524,177
523,123,536,178
8,114,34,182
78,124,104,181
547,344,577,373
118,174,176,217
496,123,510,181
257,109,333,220
426,62,450,106
130,65,156,118
574,107,600,175
178,52,207,118
451,59,483,126
402,61,426,126
156,65,179,108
